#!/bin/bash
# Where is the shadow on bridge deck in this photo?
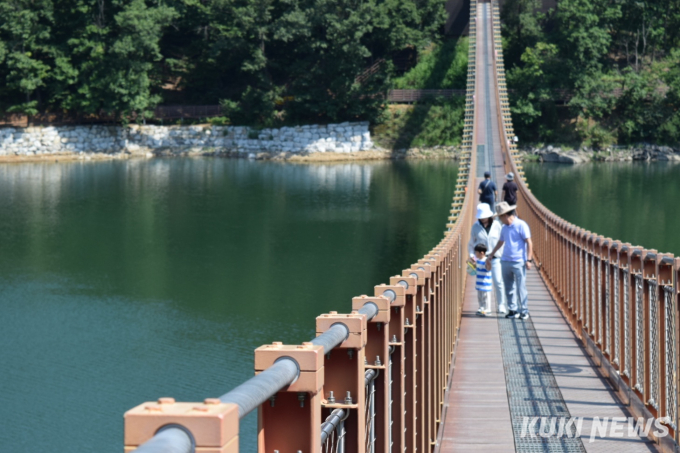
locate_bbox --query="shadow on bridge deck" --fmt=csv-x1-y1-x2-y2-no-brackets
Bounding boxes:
435,2,659,451
437,269,658,452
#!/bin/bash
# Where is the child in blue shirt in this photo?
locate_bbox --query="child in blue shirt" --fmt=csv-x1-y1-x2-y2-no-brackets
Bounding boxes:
474,243,492,316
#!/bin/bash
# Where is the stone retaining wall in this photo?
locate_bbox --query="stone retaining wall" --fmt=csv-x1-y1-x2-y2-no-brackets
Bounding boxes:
0,122,374,156
519,144,680,163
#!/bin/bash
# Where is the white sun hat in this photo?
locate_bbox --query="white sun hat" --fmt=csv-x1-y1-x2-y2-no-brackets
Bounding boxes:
476,203,494,219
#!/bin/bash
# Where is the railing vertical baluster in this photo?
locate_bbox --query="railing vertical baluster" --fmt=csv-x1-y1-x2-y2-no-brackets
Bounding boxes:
376,283,407,453
632,249,645,395
353,295,391,453
611,242,621,370
658,257,677,437
389,275,418,453
622,246,633,382
493,6,679,446
643,252,661,413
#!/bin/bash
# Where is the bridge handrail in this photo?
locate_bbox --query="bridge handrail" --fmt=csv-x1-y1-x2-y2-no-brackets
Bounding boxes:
124,1,481,451
489,2,680,447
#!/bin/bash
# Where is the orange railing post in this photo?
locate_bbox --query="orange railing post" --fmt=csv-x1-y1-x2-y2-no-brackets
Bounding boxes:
489,0,680,447
254,342,325,453
316,311,368,453
389,275,418,453
123,0,480,450
124,398,239,453
374,283,406,453
352,295,391,453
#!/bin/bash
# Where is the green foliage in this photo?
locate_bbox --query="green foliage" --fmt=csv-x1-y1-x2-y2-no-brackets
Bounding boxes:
506,42,558,138
207,116,230,126
500,0,544,66
503,0,680,146
0,0,448,125
372,97,465,150
657,49,680,144
553,0,621,79
574,118,616,148
221,86,280,127
392,38,468,89
0,0,176,118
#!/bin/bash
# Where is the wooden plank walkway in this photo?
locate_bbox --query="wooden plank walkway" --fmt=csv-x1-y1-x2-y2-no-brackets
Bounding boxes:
438,276,515,452
528,274,658,453
436,268,658,452
436,2,659,451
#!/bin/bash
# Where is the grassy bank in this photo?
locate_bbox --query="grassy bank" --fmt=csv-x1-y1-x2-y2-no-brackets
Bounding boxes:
392,38,468,90
373,37,468,150
372,100,465,150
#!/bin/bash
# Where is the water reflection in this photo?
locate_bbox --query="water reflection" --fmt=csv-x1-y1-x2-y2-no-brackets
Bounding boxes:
0,158,457,452
524,161,680,255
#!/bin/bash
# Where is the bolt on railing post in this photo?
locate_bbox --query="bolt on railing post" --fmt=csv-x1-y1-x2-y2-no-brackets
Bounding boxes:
419,256,442,447
124,397,239,453
411,262,435,450
254,342,325,453
494,12,680,445
352,295,391,453
316,311,368,453
375,283,406,453
403,268,427,453
389,275,418,452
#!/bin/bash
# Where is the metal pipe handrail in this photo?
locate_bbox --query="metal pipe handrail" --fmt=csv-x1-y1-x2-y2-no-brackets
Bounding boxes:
365,368,378,385
129,1,476,450
320,409,348,445
491,0,680,442
132,426,194,453
219,358,300,418
133,301,382,452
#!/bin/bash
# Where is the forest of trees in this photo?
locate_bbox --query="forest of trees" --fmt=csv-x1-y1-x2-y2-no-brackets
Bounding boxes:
2,0,680,147
502,0,680,146
0,0,447,125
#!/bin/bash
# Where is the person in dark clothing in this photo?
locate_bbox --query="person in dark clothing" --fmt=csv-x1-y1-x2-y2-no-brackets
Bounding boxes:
478,171,497,212
501,172,518,205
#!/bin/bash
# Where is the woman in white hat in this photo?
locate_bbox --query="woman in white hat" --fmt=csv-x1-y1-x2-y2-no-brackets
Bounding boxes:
467,203,507,314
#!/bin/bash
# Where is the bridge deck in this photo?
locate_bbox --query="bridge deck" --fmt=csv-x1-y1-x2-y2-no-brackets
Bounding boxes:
438,268,658,452
435,2,660,452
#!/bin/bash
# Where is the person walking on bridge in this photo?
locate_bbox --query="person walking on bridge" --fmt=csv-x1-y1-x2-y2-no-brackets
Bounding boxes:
501,172,518,206
468,203,507,314
485,202,533,320
478,171,497,213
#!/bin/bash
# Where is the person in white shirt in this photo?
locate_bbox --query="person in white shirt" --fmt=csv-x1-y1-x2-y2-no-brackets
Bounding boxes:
485,201,534,320
467,203,507,313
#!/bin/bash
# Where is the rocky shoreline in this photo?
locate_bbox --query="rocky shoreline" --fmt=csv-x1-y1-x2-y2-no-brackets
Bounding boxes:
0,123,461,164
518,144,680,164
0,144,461,164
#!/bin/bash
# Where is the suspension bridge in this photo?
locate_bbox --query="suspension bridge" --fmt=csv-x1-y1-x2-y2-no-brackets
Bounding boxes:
122,1,680,452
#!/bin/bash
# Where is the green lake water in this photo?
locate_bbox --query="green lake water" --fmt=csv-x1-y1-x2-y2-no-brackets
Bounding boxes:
0,158,458,452
524,162,680,255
